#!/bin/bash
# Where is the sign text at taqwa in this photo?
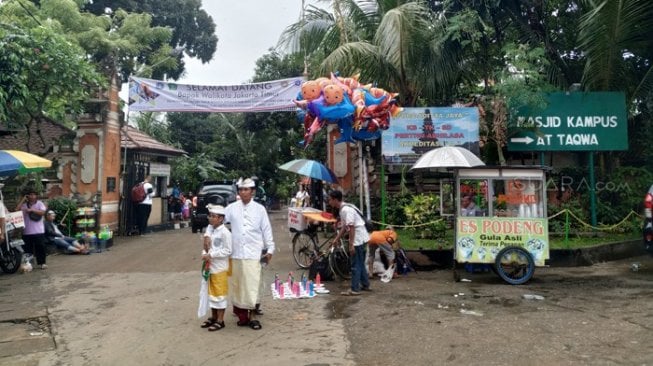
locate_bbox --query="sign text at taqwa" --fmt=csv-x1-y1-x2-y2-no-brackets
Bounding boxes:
507,92,627,152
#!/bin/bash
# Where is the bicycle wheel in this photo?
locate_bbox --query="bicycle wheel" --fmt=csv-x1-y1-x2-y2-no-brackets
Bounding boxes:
292,232,317,269
494,246,535,285
0,246,22,274
329,245,351,280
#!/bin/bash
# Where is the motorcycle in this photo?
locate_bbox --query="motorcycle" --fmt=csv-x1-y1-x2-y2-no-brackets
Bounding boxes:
0,221,24,274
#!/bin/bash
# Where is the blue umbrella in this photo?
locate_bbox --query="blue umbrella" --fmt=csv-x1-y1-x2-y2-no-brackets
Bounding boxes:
278,159,338,184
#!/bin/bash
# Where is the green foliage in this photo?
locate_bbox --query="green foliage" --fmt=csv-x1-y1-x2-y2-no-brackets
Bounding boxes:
83,0,218,79
404,194,445,239
132,112,172,144
592,166,653,224
170,153,225,194
46,196,77,230
385,193,412,226
0,21,105,127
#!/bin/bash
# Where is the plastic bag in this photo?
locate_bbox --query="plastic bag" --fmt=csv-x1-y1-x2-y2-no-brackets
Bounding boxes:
197,278,209,318
20,254,34,273
380,264,396,283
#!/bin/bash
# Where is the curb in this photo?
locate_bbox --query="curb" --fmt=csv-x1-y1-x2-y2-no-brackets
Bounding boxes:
405,239,647,270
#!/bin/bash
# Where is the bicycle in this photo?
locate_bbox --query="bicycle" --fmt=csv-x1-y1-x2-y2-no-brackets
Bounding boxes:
290,223,351,280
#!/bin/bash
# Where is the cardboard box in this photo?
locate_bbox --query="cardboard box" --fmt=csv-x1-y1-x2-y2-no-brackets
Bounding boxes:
287,207,321,231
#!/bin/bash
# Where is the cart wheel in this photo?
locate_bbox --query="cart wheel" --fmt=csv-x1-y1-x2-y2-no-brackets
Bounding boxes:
292,232,316,269
494,246,534,285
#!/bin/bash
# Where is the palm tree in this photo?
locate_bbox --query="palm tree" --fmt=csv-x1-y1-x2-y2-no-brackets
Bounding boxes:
578,0,653,101
279,0,459,106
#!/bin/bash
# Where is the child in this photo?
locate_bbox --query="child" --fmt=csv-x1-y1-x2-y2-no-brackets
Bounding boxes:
199,205,232,331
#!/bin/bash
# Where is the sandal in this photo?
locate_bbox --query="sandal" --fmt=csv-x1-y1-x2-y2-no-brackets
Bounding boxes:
254,308,264,316
249,320,262,330
200,318,215,328
207,321,225,332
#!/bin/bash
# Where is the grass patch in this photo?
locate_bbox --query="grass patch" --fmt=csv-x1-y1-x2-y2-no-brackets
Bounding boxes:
397,228,640,251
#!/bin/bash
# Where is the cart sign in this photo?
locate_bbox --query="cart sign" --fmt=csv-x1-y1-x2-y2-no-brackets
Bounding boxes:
456,217,549,266
508,92,627,151
7,211,24,229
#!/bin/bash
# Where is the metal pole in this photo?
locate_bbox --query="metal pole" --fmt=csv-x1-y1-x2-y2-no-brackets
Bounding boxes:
362,147,371,220
358,142,363,210
381,162,386,226
588,152,597,228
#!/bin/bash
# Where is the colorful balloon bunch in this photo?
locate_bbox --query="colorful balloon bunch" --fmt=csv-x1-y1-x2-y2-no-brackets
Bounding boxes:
293,73,401,147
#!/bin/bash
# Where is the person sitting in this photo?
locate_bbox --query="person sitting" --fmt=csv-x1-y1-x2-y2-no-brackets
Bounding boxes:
461,195,482,217
44,210,89,254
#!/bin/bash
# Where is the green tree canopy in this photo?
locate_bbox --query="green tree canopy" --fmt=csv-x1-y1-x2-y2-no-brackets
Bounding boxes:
83,0,218,80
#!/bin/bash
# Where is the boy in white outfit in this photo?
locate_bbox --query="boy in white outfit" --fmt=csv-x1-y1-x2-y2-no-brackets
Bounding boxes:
200,205,232,332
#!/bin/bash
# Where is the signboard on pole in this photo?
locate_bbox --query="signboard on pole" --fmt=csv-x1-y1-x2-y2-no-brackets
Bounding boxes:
381,107,480,165
508,92,628,151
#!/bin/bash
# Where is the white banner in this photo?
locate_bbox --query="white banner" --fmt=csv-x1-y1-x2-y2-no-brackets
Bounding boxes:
128,76,304,113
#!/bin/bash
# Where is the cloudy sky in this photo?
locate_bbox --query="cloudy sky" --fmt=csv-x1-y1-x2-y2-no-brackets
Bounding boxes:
181,0,306,85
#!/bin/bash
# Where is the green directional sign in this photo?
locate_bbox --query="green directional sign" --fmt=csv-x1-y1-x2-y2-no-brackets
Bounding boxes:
507,92,628,151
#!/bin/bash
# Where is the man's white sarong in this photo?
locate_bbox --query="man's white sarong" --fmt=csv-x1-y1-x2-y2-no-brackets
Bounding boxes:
231,259,261,309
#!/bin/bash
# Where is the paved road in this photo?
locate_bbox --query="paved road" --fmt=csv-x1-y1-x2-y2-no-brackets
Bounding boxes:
1,209,652,365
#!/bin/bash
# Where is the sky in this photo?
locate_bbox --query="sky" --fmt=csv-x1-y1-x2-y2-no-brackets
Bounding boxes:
180,0,306,85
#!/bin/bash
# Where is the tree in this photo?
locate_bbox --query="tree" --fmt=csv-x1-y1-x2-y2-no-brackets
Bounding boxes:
0,21,104,131
132,112,172,144
83,0,218,80
1,0,186,134
279,0,454,106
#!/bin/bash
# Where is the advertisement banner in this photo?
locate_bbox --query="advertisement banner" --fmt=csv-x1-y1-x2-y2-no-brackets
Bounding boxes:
128,76,305,113
456,217,549,266
381,107,480,165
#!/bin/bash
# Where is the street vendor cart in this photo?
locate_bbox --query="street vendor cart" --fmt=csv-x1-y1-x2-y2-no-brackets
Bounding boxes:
455,166,549,284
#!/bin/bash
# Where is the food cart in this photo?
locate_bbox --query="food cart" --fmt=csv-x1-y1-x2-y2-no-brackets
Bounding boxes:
455,166,549,284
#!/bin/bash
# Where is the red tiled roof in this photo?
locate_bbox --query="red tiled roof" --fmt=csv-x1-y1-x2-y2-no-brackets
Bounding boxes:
0,117,74,159
121,125,186,156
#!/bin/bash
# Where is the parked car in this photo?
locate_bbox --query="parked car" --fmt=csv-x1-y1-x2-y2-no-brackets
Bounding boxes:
644,184,653,254
191,180,237,233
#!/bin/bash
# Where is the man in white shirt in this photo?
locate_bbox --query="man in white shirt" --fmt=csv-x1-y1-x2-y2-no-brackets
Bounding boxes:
328,190,371,296
136,175,155,235
206,177,275,330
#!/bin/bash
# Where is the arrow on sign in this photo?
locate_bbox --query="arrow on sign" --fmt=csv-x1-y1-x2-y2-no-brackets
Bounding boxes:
510,136,534,145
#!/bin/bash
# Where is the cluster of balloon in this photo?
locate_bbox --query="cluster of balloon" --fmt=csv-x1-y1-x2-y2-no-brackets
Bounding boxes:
293,73,401,147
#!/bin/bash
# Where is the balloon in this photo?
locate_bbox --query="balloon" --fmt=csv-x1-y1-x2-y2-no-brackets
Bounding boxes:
315,93,355,121
293,73,400,145
300,80,321,101
323,84,344,105
335,118,356,144
303,116,325,147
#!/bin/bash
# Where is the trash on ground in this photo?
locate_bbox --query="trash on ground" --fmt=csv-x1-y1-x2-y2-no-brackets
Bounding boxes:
522,294,545,300
460,278,472,282
460,309,483,316
631,263,641,272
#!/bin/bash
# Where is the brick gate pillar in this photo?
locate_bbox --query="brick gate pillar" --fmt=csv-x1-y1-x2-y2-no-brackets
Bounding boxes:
74,74,122,230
